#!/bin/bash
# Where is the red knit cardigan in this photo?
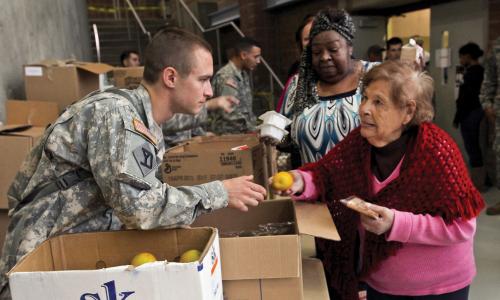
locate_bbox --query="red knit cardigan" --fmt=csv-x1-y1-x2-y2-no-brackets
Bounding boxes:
300,122,484,300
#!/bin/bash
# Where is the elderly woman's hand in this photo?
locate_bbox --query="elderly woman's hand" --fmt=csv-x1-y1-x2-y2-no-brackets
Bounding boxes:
268,170,304,196
360,203,395,235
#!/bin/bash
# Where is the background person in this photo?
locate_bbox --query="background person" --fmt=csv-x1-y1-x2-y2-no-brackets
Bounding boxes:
385,37,403,61
453,42,486,190
120,50,141,67
208,37,262,135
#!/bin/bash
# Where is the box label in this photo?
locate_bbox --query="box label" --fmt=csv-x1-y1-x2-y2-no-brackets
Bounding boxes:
80,280,135,300
24,66,43,77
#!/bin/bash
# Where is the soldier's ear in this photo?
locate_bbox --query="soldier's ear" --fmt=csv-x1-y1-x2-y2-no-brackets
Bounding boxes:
162,67,177,88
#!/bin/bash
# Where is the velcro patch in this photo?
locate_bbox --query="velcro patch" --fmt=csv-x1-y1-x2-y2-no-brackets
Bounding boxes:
225,79,238,89
132,142,158,177
133,118,158,145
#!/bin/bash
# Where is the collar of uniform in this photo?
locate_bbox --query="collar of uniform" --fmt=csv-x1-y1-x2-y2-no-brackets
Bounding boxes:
228,60,244,81
135,85,163,148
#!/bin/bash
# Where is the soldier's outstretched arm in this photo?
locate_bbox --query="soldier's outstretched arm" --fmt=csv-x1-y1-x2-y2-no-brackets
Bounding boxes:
88,106,228,229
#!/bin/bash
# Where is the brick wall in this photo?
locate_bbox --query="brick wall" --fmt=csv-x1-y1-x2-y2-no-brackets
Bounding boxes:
489,0,500,44
238,0,335,83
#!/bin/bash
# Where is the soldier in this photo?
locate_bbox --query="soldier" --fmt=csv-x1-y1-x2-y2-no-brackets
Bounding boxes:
0,28,267,299
208,37,262,134
163,95,239,148
480,36,500,215
120,50,140,67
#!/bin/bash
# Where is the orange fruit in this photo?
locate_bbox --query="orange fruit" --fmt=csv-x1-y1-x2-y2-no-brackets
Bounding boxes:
272,171,294,191
180,249,201,263
131,252,157,267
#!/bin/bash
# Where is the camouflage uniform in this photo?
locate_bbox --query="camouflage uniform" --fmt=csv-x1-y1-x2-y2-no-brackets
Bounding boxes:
162,106,208,148
0,85,228,299
479,37,500,185
208,61,256,134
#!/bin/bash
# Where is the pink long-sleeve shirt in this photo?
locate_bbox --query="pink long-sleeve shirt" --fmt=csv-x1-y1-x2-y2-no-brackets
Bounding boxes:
293,163,476,296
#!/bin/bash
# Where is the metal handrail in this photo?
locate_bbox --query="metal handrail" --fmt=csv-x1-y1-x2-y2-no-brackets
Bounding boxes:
176,0,284,90
124,0,152,42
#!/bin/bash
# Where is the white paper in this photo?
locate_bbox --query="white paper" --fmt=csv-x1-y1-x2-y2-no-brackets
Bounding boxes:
24,66,43,77
435,48,451,68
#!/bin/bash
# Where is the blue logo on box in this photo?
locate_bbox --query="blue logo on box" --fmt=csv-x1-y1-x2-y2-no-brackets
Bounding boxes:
80,280,135,300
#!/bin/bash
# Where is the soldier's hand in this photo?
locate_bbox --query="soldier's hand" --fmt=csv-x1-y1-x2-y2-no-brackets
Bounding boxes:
207,96,240,113
223,175,267,212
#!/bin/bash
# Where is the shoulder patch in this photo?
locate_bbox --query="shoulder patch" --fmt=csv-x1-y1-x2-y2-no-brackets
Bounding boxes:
133,118,158,145
225,79,238,89
132,142,158,177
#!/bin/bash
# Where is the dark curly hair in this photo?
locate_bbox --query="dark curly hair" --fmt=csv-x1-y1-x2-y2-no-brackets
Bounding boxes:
459,42,484,60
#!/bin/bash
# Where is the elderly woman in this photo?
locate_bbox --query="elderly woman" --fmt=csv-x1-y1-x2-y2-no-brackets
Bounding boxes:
276,61,484,300
279,8,378,164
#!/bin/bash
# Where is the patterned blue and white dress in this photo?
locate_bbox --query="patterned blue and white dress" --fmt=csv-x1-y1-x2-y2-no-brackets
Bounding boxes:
280,61,378,164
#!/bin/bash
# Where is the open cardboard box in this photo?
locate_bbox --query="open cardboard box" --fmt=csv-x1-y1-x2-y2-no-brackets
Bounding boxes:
193,199,339,299
112,67,144,89
0,125,46,209
24,59,113,111
162,134,275,190
0,100,58,209
8,227,222,300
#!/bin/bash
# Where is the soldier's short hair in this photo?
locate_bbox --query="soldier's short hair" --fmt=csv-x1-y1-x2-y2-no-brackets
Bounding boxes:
362,60,435,126
143,27,212,83
234,37,261,55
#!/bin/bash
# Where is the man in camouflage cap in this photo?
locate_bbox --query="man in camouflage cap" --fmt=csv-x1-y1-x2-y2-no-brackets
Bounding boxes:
0,28,267,299
480,36,500,215
208,37,262,134
163,95,238,148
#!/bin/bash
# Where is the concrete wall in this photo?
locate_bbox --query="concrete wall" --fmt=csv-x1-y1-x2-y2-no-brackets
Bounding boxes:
0,0,91,122
430,0,488,154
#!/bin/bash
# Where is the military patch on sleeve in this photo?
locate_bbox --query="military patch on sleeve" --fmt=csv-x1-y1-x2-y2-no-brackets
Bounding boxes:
132,142,159,177
225,79,238,89
133,118,158,145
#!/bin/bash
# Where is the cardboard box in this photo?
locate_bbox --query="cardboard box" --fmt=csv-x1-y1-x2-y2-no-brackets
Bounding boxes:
112,67,144,89
6,100,58,127
302,258,329,300
24,59,113,111
162,134,275,189
9,227,223,300
193,199,340,300
0,125,45,209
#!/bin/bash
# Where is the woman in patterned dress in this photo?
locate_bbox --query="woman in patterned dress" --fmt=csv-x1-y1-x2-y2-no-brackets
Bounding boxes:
280,8,378,163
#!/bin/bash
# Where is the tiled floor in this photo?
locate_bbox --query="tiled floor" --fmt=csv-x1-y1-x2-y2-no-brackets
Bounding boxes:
470,188,500,299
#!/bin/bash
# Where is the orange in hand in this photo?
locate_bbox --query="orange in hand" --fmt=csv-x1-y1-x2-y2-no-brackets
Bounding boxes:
272,171,294,191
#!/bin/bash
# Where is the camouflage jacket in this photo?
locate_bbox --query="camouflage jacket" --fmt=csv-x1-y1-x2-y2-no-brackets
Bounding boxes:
208,61,256,134
480,37,500,111
162,106,208,148
0,85,227,297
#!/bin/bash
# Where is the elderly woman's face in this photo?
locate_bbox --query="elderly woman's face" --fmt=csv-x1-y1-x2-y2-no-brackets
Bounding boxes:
311,30,353,84
359,80,415,147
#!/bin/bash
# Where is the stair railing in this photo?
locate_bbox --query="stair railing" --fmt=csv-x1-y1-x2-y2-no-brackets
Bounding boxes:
176,0,284,92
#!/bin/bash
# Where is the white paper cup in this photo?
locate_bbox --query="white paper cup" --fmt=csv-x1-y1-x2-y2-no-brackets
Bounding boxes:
258,111,292,129
258,124,288,141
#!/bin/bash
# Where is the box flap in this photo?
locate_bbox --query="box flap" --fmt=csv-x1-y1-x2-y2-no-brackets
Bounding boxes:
294,201,340,241
27,59,74,67
6,100,59,127
75,62,114,74
0,124,32,134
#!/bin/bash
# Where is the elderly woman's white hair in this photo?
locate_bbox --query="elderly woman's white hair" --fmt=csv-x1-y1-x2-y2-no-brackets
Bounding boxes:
362,60,435,126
